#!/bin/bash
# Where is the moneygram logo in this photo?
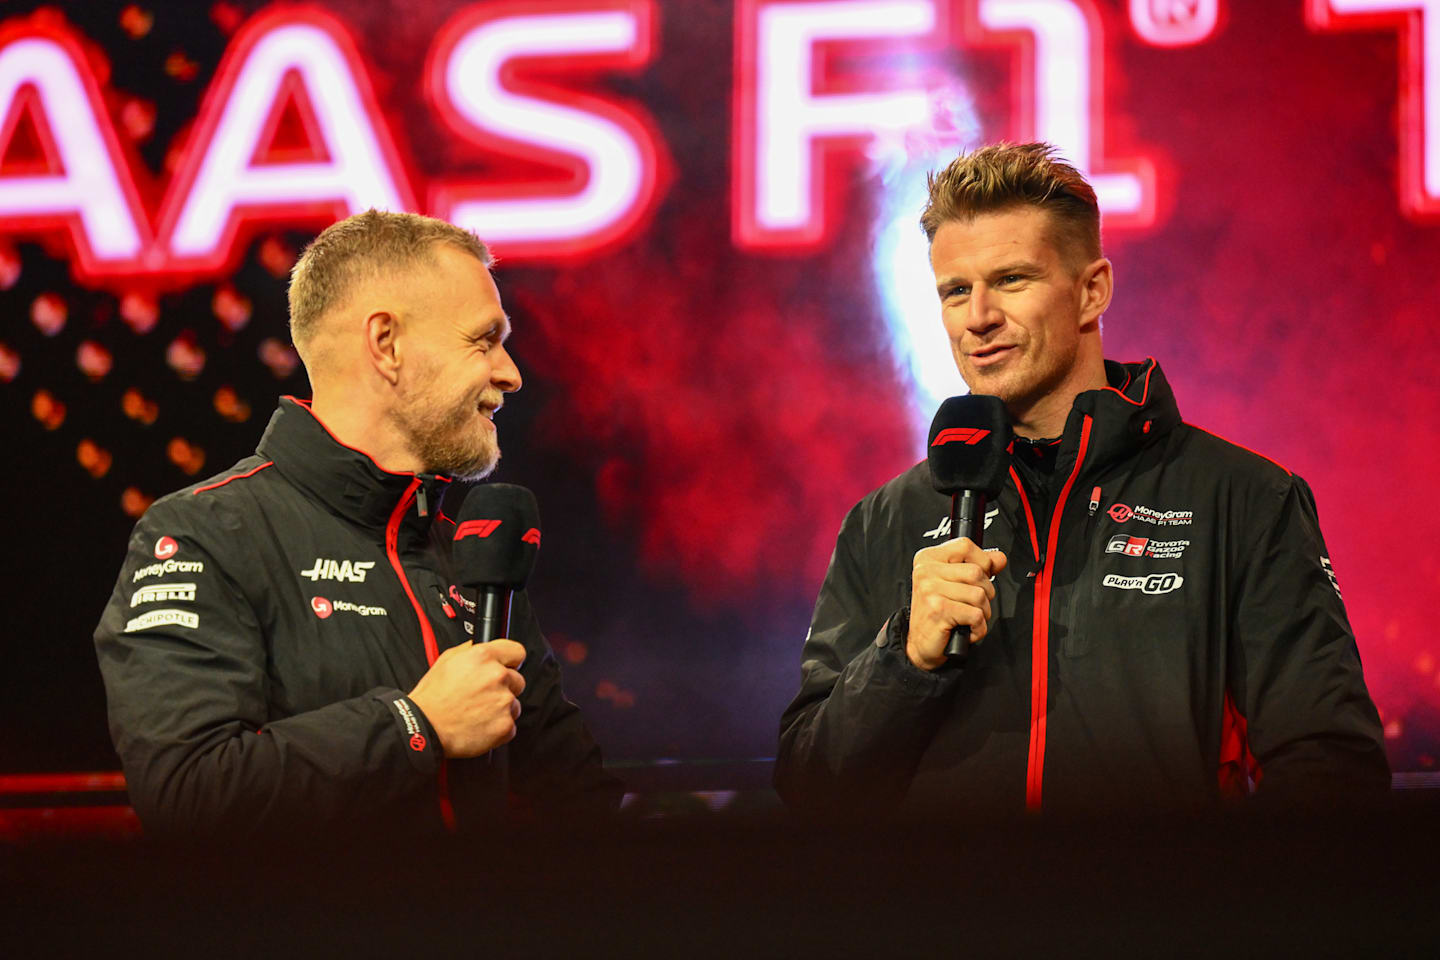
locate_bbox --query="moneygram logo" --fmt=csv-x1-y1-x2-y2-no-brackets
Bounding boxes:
1106,502,1193,526
1105,535,1189,559
154,536,178,559
312,596,387,619
299,559,375,583
133,558,205,583
1102,573,1184,595
130,582,197,607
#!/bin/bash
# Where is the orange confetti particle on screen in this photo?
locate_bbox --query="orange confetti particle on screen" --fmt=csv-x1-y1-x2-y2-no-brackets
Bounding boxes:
561,640,588,665
213,385,251,422
258,235,295,277
166,334,205,379
31,389,65,429
0,241,20,290
121,387,159,425
120,292,158,334
258,338,299,379
212,285,252,331
31,293,66,336
76,341,112,381
167,437,205,475
77,439,112,478
120,98,156,141
0,342,18,382
121,487,155,517
119,6,153,38
164,51,198,82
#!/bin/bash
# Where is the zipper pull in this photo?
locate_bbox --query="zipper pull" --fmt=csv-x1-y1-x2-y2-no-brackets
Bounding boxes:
1088,486,1101,516
415,480,429,517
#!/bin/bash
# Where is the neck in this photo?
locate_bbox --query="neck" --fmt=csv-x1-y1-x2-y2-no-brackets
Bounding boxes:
310,389,421,474
1009,356,1108,439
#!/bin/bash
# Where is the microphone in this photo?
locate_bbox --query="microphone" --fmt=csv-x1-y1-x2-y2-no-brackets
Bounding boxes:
450,483,541,643
926,395,1011,663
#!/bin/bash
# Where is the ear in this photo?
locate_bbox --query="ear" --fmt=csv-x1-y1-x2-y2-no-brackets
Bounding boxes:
1077,257,1113,330
363,310,401,385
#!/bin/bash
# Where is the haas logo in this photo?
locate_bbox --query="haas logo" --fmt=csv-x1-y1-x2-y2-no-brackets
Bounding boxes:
932,428,991,447
311,596,333,619
454,519,501,541
1108,503,1134,522
154,536,179,560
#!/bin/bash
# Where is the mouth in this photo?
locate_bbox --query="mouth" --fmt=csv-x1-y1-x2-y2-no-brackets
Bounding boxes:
968,344,1016,368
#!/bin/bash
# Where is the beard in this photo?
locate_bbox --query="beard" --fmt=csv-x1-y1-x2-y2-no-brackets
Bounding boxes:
396,384,503,481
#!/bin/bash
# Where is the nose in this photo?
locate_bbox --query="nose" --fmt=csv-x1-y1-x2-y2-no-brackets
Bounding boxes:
491,343,522,393
966,283,1004,335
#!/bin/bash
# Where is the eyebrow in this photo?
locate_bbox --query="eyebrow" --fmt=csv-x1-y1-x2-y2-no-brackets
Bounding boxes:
935,261,1042,295
484,314,512,342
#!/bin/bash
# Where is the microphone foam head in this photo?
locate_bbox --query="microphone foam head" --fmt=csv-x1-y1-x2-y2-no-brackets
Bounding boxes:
927,395,1011,497
451,483,541,589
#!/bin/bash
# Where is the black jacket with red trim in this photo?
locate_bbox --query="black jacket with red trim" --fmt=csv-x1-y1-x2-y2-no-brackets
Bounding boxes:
775,359,1389,817
95,397,622,838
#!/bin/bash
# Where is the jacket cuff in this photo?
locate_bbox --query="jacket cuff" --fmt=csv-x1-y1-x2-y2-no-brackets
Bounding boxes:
373,689,442,773
875,608,962,697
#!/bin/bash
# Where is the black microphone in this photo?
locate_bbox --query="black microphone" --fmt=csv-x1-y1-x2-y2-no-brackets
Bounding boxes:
926,395,1011,663
450,483,541,643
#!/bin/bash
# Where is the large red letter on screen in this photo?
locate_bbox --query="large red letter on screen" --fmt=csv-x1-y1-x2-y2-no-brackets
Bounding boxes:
156,6,416,275
1308,0,1440,219
0,17,150,278
427,0,664,260
734,0,942,250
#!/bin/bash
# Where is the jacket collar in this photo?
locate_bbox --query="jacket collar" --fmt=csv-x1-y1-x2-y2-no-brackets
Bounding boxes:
255,397,452,532
1052,358,1182,475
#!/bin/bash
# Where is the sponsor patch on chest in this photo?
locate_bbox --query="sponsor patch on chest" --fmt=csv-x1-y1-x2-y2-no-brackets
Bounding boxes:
299,558,376,583
1106,502,1193,526
1102,572,1184,595
1105,535,1189,559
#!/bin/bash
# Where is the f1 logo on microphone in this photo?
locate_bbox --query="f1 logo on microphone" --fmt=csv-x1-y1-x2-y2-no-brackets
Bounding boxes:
454,519,501,541
932,428,991,447
522,527,541,546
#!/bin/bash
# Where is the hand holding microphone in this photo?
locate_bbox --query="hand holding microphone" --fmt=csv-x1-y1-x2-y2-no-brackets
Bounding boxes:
908,396,1011,671
408,484,541,757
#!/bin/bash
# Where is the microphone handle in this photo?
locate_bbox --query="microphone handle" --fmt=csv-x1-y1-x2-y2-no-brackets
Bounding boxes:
477,586,513,644
944,490,987,661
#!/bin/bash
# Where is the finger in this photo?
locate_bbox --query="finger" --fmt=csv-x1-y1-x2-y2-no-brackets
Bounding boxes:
509,698,522,721
916,561,997,593
921,579,993,610
488,639,527,669
917,537,983,565
502,667,526,698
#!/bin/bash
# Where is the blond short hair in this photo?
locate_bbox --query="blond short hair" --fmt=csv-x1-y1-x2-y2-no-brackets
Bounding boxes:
920,142,1101,267
288,209,493,347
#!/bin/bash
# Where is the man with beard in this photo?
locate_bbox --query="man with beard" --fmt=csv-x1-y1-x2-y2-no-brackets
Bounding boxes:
776,143,1389,817
95,210,621,837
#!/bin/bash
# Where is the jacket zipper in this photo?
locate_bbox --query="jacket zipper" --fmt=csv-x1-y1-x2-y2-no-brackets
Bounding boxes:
1024,414,1094,811
385,477,456,831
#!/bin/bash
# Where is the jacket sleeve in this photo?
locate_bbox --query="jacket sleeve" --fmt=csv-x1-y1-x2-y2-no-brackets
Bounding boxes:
1228,474,1390,804
94,501,445,838
775,500,961,817
505,591,624,818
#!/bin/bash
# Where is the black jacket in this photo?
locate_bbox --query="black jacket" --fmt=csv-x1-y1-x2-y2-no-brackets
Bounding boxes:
776,359,1389,816
95,398,622,837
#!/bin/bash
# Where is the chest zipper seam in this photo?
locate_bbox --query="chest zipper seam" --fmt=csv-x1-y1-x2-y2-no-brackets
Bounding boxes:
1024,415,1094,811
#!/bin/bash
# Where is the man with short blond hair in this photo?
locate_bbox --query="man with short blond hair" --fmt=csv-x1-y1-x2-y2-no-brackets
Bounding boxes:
96,209,620,837
777,143,1388,817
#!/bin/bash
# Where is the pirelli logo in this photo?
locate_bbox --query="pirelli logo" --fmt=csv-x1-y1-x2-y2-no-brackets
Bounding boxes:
130,582,196,607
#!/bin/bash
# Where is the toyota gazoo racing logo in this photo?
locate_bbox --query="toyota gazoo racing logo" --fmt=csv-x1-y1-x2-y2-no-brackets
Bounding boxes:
1102,572,1184,595
1106,502,1193,526
300,558,376,583
1105,535,1190,559
311,596,387,619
